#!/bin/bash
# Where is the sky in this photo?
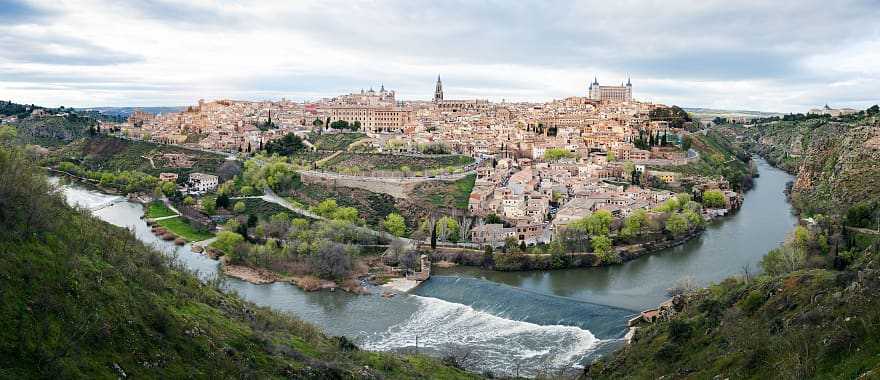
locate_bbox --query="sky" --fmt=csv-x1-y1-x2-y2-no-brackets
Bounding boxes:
2,0,879,112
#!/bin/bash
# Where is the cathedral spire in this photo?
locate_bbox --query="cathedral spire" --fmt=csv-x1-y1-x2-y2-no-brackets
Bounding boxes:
434,75,444,102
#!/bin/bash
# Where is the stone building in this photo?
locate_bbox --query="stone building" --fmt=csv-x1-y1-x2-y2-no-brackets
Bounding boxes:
589,77,633,102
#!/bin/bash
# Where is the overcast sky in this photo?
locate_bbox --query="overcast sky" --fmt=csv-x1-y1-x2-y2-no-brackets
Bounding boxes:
2,0,879,112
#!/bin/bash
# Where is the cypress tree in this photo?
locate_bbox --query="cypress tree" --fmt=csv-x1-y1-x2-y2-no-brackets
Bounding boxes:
430,222,437,249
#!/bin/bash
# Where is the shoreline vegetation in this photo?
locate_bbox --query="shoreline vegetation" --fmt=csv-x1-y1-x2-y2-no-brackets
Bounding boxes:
589,107,880,379
0,142,478,379
18,102,752,291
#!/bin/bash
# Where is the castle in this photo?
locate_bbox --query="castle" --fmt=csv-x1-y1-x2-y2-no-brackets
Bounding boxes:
588,77,632,102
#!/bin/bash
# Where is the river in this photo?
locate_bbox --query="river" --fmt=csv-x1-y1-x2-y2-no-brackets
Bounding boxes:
54,157,795,377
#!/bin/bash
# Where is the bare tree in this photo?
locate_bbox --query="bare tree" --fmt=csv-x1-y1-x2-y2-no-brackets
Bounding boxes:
459,216,474,242
311,242,354,279
666,275,697,297
741,263,753,284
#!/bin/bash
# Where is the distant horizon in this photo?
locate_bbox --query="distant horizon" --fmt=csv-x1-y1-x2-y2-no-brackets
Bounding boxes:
12,94,861,116
3,1,879,113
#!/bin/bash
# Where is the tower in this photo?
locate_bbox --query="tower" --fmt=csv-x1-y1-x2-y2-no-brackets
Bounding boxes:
625,76,632,101
588,77,600,100
434,75,444,102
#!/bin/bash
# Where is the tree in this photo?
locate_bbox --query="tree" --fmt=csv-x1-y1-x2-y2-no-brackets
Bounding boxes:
311,243,354,280
591,235,618,264
311,199,339,218
867,104,880,116
264,133,305,156
676,193,693,206
183,196,195,206
484,213,503,224
702,190,726,208
233,201,246,214
383,213,407,237
329,120,350,130
621,209,647,238
0,125,18,144
665,212,689,237
681,136,692,151
548,239,567,269
210,231,244,254
217,160,242,182
683,209,703,229
436,216,461,243
543,147,572,162
622,161,635,181
201,197,217,215
761,246,805,276
216,193,231,209
503,236,519,253
160,181,176,196
331,207,359,223
571,210,613,236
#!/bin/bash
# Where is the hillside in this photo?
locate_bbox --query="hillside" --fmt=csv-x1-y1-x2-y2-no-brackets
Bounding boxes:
0,146,478,379
588,108,880,379
717,110,880,216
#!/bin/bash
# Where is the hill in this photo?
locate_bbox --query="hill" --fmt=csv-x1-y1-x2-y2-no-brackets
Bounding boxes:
0,145,478,379
82,106,186,117
715,109,880,216
588,108,880,379
684,107,784,122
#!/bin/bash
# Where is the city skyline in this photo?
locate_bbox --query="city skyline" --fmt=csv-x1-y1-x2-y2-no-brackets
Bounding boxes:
2,0,879,112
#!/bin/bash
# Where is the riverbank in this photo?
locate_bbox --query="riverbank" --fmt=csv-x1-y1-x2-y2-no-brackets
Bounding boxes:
213,253,373,294
55,159,794,377
428,229,705,271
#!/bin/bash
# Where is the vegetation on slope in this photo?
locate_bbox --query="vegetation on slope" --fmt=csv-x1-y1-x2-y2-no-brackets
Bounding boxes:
718,108,880,216
651,131,755,191
589,107,880,380
49,136,228,177
308,132,367,151
411,173,476,210
0,146,478,379
320,152,474,174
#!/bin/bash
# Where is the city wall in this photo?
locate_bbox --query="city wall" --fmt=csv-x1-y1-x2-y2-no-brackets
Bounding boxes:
299,171,453,199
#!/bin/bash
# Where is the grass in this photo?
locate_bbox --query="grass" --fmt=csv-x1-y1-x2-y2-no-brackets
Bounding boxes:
1,147,478,379
309,132,366,151
591,267,880,379
155,216,214,241
50,136,227,177
320,152,474,173
145,201,177,218
237,198,304,221
411,174,476,210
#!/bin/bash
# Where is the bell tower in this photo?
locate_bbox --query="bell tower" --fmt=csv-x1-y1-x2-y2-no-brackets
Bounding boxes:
434,75,444,102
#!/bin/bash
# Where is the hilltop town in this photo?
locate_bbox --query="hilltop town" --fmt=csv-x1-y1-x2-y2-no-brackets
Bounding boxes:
67,77,743,255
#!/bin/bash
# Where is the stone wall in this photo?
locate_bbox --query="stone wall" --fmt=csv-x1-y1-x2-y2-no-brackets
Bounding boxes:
300,171,457,199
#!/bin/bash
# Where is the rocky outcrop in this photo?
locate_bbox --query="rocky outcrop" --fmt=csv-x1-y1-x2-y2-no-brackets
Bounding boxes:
791,124,880,214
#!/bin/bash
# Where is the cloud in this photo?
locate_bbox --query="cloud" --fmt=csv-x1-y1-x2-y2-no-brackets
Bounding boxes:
0,28,142,66
0,0,878,111
0,0,53,23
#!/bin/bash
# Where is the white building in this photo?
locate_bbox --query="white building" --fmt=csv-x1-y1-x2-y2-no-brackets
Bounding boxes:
589,77,633,102
187,173,218,193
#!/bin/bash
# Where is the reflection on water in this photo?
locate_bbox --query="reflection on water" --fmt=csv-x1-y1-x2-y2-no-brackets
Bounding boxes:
55,176,619,377
433,158,796,311
51,157,793,375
